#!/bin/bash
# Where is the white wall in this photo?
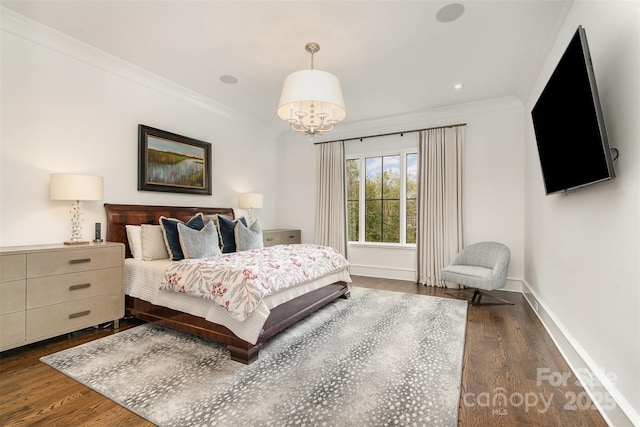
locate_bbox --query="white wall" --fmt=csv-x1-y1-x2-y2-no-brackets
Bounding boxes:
280,97,525,286
524,2,639,425
0,9,282,247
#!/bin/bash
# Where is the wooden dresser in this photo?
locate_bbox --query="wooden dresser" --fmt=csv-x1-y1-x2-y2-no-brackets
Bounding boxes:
262,229,301,247
0,242,124,352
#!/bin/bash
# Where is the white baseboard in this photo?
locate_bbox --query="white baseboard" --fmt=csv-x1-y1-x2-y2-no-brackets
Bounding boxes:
522,281,638,427
348,264,415,282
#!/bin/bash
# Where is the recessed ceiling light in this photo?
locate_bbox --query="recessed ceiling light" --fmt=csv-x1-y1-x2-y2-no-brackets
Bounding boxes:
436,3,465,23
220,75,238,84
454,83,464,90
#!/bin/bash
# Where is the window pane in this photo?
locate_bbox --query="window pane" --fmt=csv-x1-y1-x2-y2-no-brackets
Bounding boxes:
406,153,418,199
346,159,360,241
365,157,382,199
347,200,359,241
406,199,416,244
382,200,400,243
382,155,400,199
365,200,382,242
346,159,359,200
406,153,418,244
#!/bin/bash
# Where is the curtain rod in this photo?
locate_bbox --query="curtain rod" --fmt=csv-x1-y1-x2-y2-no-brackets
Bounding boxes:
313,123,467,145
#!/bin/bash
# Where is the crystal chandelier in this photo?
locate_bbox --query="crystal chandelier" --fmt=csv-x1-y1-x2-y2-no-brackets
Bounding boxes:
277,42,346,139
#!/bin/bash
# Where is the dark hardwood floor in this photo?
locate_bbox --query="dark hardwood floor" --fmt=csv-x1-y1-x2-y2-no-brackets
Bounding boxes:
0,276,607,426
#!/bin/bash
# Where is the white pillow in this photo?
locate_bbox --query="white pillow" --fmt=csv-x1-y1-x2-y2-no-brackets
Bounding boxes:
234,219,263,251
178,221,222,259
125,225,142,260
141,224,169,261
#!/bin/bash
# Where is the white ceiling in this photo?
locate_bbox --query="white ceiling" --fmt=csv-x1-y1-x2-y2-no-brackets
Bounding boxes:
1,0,571,131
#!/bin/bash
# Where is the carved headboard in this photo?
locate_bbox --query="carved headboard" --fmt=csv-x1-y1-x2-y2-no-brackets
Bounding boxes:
104,203,235,258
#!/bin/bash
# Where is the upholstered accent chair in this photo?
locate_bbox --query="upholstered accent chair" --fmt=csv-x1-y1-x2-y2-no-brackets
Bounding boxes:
440,242,513,305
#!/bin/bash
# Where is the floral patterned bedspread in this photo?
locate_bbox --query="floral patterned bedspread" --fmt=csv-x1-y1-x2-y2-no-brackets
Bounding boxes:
160,244,349,322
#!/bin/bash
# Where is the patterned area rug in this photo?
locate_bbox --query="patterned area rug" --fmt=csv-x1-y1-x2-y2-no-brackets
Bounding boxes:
41,287,468,426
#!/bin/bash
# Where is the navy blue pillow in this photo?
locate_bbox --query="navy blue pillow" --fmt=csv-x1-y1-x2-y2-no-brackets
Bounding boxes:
160,213,205,261
216,215,247,253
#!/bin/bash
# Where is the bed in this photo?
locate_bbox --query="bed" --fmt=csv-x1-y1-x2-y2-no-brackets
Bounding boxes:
105,203,351,364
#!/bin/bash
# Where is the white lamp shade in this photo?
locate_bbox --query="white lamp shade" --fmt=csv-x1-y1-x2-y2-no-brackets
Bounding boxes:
277,70,346,122
239,192,263,209
50,174,103,201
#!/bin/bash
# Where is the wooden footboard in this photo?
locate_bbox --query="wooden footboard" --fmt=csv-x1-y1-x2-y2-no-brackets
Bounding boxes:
105,203,351,364
126,282,350,364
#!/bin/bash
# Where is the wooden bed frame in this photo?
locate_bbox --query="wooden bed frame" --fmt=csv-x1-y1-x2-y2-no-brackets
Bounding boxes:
104,203,350,364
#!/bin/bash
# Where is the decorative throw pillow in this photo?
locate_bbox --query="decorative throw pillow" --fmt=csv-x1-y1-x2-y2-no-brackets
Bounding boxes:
215,215,247,253
125,225,142,260
177,221,221,259
141,224,169,261
234,219,264,251
159,213,205,261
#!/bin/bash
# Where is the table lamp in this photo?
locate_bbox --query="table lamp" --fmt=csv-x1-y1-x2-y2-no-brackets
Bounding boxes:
50,174,104,245
239,192,263,224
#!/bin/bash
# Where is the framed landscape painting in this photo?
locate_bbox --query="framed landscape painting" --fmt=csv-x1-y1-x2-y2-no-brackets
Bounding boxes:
138,125,212,195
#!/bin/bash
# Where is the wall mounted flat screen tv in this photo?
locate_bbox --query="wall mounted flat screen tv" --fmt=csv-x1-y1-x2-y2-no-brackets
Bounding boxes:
531,25,615,195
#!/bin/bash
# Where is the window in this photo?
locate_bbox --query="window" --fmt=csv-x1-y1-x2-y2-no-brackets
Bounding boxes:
346,151,417,245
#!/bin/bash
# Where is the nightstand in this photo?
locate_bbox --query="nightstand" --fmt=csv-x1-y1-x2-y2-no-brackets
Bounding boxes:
0,242,124,351
262,229,301,247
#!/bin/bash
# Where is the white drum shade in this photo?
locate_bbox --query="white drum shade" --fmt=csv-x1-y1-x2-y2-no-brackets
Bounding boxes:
277,70,346,123
50,174,103,201
239,192,263,209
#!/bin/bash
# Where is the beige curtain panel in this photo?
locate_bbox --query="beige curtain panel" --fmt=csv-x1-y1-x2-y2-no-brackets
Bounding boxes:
315,141,347,256
416,126,464,287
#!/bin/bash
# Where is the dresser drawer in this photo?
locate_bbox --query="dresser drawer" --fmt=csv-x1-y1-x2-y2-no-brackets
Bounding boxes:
1,280,26,314
0,311,26,350
262,231,281,246
27,267,122,309
27,246,122,277
263,229,301,247
1,254,26,282
279,230,301,244
26,294,123,341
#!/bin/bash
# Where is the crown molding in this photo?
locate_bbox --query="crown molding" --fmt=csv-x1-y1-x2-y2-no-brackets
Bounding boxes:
1,6,277,135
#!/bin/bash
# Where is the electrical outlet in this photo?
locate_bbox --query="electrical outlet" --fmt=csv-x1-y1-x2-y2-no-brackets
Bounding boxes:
534,301,539,312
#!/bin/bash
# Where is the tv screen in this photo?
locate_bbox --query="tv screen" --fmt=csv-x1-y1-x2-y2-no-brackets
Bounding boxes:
531,25,615,195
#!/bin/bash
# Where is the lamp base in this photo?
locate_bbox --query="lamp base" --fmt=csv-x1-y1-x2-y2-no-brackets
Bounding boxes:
246,209,256,225
64,241,91,246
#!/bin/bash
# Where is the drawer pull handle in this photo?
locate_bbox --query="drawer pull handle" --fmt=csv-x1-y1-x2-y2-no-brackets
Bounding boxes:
266,238,274,242
288,235,295,239
69,310,91,319
69,258,91,265
69,283,91,291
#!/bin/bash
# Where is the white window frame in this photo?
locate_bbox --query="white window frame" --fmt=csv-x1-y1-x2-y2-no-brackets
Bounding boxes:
346,148,417,247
